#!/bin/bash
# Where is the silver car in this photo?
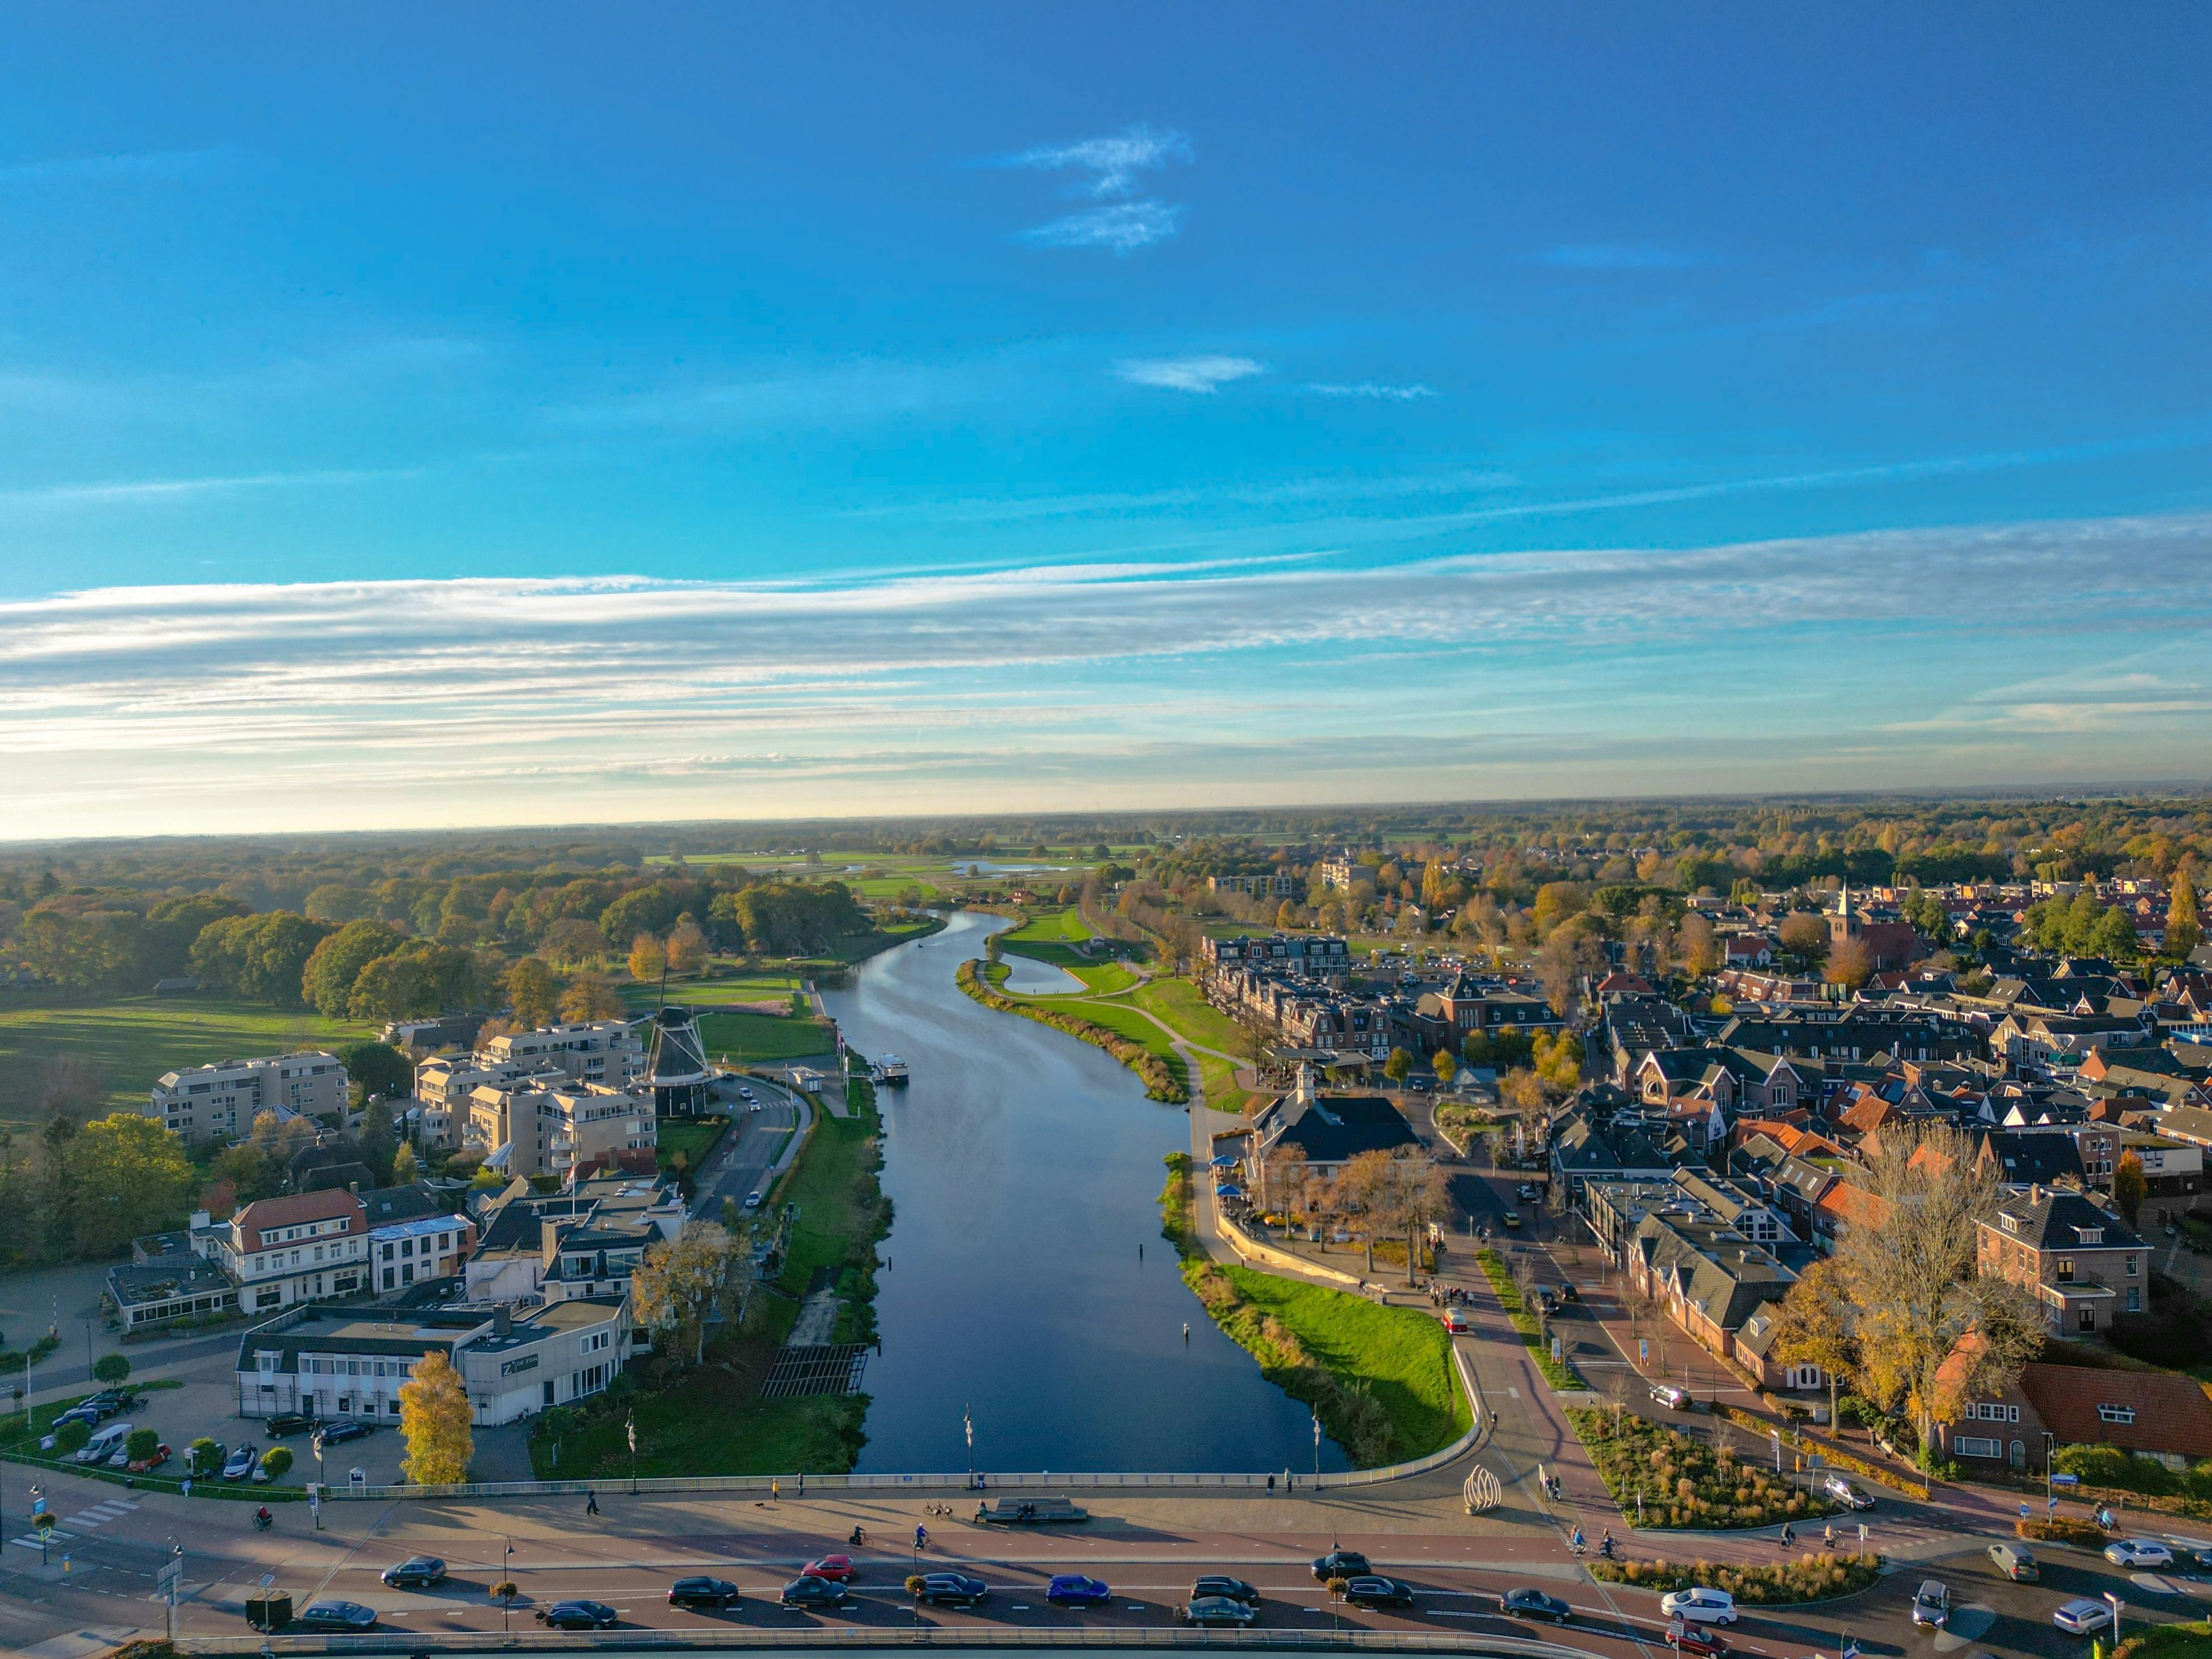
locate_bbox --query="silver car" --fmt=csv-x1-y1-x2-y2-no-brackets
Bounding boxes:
1910,1581,1948,1630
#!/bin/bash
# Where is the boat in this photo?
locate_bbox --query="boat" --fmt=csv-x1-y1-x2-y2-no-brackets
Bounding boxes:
876,1054,911,1087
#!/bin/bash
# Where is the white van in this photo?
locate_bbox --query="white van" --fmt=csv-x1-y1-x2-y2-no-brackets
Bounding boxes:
76,1421,132,1464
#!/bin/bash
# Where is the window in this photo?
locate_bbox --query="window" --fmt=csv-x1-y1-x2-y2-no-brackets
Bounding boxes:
2128,1289,2142,1313
2055,1258,2075,1281
1954,1436,2002,1458
2099,1404,2137,1425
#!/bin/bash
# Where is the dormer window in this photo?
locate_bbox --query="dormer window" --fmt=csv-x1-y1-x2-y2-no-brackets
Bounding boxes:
2076,1227,2103,1245
2000,1213,2020,1234
2097,1404,2135,1425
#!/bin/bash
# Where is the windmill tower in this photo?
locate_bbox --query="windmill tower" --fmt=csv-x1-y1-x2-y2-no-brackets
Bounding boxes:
643,964,713,1118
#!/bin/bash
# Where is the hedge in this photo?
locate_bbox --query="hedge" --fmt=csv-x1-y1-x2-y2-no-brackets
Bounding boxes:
956,959,1186,1102
1715,1404,1932,1500
2019,1516,2106,1548
1591,1552,1884,1605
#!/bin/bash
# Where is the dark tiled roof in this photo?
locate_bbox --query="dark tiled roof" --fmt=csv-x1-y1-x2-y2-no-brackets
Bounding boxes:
2019,1363,2212,1459
1990,1187,2141,1252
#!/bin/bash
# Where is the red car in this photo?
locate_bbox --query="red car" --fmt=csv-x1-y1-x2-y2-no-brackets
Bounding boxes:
1668,1621,1730,1657
127,1442,172,1474
802,1555,855,1583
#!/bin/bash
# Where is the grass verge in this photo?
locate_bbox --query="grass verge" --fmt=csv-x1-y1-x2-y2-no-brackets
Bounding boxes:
696,1009,837,1064
1474,1247,1586,1388
956,959,1186,1102
655,1115,730,1187
1568,1405,1841,1529
1161,1154,1467,1466
1589,1552,1882,1604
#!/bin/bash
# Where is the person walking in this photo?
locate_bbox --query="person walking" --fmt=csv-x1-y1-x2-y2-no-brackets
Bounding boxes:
586,1491,599,1517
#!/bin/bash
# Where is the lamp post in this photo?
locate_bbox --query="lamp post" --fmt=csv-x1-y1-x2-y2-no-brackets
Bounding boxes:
502,1539,515,1633
2106,1592,2124,1647
1312,1411,1322,1479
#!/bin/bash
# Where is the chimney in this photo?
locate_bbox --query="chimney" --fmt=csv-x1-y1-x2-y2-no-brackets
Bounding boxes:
493,1304,513,1337
348,1180,359,1196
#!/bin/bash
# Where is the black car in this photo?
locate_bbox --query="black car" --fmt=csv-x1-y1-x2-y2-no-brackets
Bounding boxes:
1312,1550,1372,1581
669,1576,742,1607
1558,1284,1580,1302
1183,1595,1258,1627
1343,1576,1416,1610
1193,1576,1260,1605
1501,1588,1572,1623
536,1601,619,1630
780,1576,855,1609
380,1556,447,1589
313,1420,374,1450
296,1601,379,1632
267,1413,318,1438
912,1572,989,1607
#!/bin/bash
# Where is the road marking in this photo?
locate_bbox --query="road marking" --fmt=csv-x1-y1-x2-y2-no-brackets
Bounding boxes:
11,1532,76,1548
1507,1386,1520,1399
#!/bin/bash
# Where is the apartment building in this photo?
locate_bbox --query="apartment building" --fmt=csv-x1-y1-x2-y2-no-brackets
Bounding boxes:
1207,872,1299,897
464,1081,657,1182
1200,932,1352,987
370,1212,477,1295
148,1052,349,1144
191,1188,370,1315
1976,1186,2148,1334
480,1020,645,1088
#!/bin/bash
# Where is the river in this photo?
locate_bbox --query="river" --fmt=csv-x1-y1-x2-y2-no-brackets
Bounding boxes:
822,911,1348,1475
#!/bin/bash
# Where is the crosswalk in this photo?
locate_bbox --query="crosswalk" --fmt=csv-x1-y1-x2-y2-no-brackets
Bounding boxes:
9,1496,138,1550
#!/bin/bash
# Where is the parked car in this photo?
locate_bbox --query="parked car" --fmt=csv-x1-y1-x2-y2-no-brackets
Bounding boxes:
1821,1474,1874,1510
1502,1212,1523,1229
380,1557,447,1589
668,1576,741,1607
536,1600,619,1629
2053,1599,2114,1635
1659,1588,1739,1626
911,1573,988,1607
1343,1575,1416,1610
1500,1587,1571,1623
296,1601,378,1632
745,1191,764,1209
1651,1383,1691,1410
1442,1309,1470,1334
1047,1575,1112,1606
75,1423,133,1465
1193,1576,1259,1605
1558,1283,1580,1302
1183,1596,1257,1627
2107,1540,2174,1568
266,1413,316,1438
126,1442,171,1474
222,1443,259,1481
1313,1550,1371,1581
1986,1542,2039,1582
779,1576,854,1610
313,1421,374,1450
1910,1580,1949,1629
802,1554,855,1582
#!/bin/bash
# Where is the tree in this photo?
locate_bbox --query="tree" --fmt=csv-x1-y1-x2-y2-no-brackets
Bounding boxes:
1825,936,1874,989
359,1098,397,1186
2168,868,2203,960
67,1113,194,1258
506,956,560,1027
1501,1068,1546,1115
1389,1151,1452,1288
1532,1030,1584,1094
631,1220,741,1366
92,1352,130,1385
2114,1151,2147,1226
1382,1048,1414,1086
1778,912,1830,964
186,1436,222,1477
54,1419,90,1456
340,1040,412,1101
124,1427,160,1464
628,932,666,983
348,948,439,1021
1334,1150,1399,1275
1833,1123,2044,1449
666,917,709,976
560,974,624,1021
1676,913,1719,978
260,1445,294,1480
539,917,607,970
1432,1050,1457,1086
1769,1256,1858,1433
397,1351,473,1484
302,920,407,1017
392,1142,421,1185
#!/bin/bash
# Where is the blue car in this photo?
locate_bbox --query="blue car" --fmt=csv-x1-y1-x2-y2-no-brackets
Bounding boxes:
1047,1575,1112,1607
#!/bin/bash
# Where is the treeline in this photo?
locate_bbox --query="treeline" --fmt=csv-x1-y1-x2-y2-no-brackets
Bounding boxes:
955,958,1185,1103
0,1112,196,1269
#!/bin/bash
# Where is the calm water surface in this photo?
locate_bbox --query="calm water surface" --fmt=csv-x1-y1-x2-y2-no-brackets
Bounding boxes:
823,911,1346,1475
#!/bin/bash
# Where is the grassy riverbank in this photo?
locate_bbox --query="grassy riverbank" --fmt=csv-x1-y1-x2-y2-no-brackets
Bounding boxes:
957,957,1186,1102
1161,1153,1467,1466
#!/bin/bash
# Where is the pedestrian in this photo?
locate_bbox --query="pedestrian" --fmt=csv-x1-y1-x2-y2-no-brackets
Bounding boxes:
1823,1522,1834,1549
1780,1522,1794,1549
586,1491,599,1517
1267,1474,1275,1493
772,1478,781,1502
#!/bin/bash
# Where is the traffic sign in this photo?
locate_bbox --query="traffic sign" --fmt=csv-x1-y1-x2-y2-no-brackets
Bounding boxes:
2019,1503,2031,1520
157,1560,183,1594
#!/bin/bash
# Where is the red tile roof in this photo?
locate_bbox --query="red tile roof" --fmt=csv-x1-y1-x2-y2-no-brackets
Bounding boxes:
233,1187,365,1251
2018,1364,2212,1460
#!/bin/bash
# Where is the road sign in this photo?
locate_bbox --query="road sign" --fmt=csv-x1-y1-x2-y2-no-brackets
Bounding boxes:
2049,1496,2061,1512
157,1559,183,1595
2052,1472,2080,1487
2020,1503,2032,1520
1639,1339,1649,1364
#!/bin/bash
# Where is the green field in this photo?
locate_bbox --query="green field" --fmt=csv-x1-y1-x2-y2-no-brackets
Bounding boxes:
696,1010,837,1064
655,1115,731,1183
624,968,805,1008
1130,979,1247,1056
0,992,374,1129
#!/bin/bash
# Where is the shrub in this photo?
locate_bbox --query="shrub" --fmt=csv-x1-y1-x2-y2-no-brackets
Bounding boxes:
125,1428,160,1463
2055,1442,2180,1497
2021,1516,2107,1547
187,1436,222,1477
905,1575,927,1597
260,1446,293,1480
1590,1552,1882,1605
1569,1407,1842,1530
53,1419,90,1455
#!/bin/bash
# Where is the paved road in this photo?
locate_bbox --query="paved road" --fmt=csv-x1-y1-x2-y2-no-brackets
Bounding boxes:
688,1074,806,1221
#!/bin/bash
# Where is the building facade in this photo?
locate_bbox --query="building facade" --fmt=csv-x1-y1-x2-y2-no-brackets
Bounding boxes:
192,1188,370,1315
149,1051,349,1144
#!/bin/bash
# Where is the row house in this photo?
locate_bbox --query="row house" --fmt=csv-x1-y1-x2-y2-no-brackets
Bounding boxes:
1936,1339,2212,1474
191,1188,370,1316
1622,1209,1805,1390
1993,1013,2157,1076
1975,1186,2147,1334
1715,1010,1986,1069
1201,932,1352,987
1416,975,1564,1038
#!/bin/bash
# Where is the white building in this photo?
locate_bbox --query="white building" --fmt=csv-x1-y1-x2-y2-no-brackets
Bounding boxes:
149,1052,349,1145
370,1212,478,1296
192,1188,370,1315
481,1021,645,1089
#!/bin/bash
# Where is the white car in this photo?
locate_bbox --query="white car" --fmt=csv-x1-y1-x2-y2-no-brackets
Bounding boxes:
1651,1383,1690,1410
2105,1539,2173,1568
2053,1599,2113,1635
1821,1474,1873,1510
743,1191,764,1209
1658,1589,1737,1626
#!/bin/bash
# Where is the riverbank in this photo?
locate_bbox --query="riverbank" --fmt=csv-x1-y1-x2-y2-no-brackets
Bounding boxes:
1160,1153,1468,1467
956,956,1186,1102
528,1061,888,1479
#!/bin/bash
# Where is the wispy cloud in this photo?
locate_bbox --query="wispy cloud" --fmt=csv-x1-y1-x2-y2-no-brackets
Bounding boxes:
0,467,409,509
1115,356,1264,394
1020,200,1185,255
1003,125,1190,198
0,149,221,185
1532,243,1707,271
1302,382,1437,401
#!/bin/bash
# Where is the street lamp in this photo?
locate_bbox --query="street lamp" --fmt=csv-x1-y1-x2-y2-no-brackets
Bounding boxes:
502,1539,515,1633
2106,1593,2124,1646
1312,1411,1322,1479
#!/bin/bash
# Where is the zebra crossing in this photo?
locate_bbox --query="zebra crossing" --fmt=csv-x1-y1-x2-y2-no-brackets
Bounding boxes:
9,1496,138,1550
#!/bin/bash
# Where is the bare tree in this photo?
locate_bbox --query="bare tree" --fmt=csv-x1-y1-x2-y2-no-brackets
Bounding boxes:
1335,1150,1398,1276
1392,1151,1452,1288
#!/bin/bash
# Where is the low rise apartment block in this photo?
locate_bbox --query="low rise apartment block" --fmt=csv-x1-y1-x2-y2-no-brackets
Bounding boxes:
480,1019,645,1088
463,1080,657,1182
191,1188,370,1315
149,1051,349,1144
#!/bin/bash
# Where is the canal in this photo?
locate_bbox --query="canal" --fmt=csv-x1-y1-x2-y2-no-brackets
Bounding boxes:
822,910,1349,1476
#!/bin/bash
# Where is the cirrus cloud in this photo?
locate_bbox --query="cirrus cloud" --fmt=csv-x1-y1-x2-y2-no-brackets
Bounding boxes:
1114,355,1264,393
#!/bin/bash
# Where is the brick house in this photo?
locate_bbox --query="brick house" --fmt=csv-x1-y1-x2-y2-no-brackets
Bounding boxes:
1975,1186,2147,1334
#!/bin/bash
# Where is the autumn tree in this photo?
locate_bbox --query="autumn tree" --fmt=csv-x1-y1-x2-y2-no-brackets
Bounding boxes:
631,1220,741,1366
1778,912,1829,964
1334,1149,1398,1275
1388,1151,1453,1287
1382,1048,1414,1085
560,974,624,1021
68,1113,194,1257
1432,1049,1457,1086
666,917,710,976
397,1351,473,1484
1501,1067,1546,1115
506,956,560,1027
1769,1256,1858,1431
1532,1030,1584,1094
1825,936,1874,989
2168,867,2203,960
628,932,667,983
1676,913,1719,978
2114,1150,2147,1225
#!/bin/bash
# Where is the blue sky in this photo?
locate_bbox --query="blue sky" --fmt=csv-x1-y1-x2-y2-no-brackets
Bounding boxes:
3,5,2209,836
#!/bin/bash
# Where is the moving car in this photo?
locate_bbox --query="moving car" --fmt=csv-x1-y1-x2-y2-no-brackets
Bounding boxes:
1183,1595,1256,1627
911,1572,989,1607
296,1601,379,1632
380,1556,447,1589
1312,1549,1372,1581
2107,1539,2175,1568
1986,1542,2039,1582
1192,1576,1259,1605
126,1441,172,1474
668,1576,742,1606
1558,1283,1580,1302
1500,1587,1571,1623
801,1554,855,1582
1821,1474,1874,1510
267,1413,316,1437
745,1191,764,1209
1046,1575,1113,1606
779,1576,855,1610
1343,1575,1416,1610
1667,1623,1731,1657
1442,1309,1470,1334
1516,1183,1540,1200
314,1421,374,1450
536,1600,619,1629
1910,1580,1949,1630
1651,1383,1691,1410
2054,1599,2114,1635
1659,1588,1739,1626
1502,1212,1523,1229
222,1442,259,1481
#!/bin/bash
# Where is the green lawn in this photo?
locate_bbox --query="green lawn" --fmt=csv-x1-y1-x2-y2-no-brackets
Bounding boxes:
696,1010,837,1063
1130,979,1248,1055
626,971,805,1008
1071,962,1138,994
1476,1248,1585,1388
0,992,374,1129
655,1115,730,1182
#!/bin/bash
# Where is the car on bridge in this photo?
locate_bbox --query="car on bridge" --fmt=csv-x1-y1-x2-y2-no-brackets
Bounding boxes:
1343,1576,1415,1610
536,1600,619,1629
380,1556,447,1589
1500,1588,1571,1623
911,1573,989,1608
1660,1588,1738,1626
1183,1595,1256,1627
779,1576,856,1610
1312,1550,1371,1581
296,1601,378,1632
1192,1576,1259,1605
1047,1575,1112,1607
802,1554,855,1582
669,1576,742,1607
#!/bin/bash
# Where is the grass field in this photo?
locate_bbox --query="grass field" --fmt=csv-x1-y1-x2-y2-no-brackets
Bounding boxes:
624,970,805,1008
1130,979,1247,1056
0,992,374,1129
697,1009,836,1064
655,1115,730,1183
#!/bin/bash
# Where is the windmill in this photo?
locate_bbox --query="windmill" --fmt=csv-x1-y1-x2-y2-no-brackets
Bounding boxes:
642,958,713,1118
